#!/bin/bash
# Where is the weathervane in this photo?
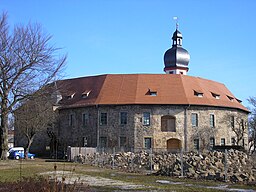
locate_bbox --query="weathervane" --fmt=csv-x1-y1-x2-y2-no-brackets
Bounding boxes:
173,16,179,30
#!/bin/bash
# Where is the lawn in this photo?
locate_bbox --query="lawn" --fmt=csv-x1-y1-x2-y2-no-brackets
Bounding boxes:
0,158,255,192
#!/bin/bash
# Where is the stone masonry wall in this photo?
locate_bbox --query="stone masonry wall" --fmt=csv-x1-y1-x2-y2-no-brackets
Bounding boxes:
57,104,248,153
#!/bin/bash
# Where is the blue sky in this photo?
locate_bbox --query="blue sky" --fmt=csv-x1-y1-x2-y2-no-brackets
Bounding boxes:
1,0,256,108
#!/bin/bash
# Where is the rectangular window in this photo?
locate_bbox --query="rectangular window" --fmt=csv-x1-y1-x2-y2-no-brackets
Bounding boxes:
231,116,235,128
144,137,152,149
231,137,236,145
143,112,150,126
194,139,199,151
210,114,215,128
210,137,215,148
120,112,128,125
191,113,198,127
100,112,107,125
241,119,245,129
99,137,107,148
69,114,74,126
82,113,89,126
120,137,127,148
221,138,225,146
83,137,88,147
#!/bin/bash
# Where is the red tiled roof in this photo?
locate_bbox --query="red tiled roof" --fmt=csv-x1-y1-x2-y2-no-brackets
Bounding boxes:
56,74,249,112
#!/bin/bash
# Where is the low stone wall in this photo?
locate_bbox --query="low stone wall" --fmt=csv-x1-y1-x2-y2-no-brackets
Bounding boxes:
75,150,256,183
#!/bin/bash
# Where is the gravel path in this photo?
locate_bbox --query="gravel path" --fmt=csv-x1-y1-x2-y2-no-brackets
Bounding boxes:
40,171,148,190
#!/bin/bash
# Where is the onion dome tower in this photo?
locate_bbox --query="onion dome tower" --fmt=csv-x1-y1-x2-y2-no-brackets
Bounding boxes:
164,24,190,75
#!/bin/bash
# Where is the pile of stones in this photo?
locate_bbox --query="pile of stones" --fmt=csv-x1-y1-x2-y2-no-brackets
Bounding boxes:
75,150,256,183
154,150,255,183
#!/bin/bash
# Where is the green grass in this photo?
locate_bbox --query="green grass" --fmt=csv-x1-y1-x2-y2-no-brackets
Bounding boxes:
0,159,255,192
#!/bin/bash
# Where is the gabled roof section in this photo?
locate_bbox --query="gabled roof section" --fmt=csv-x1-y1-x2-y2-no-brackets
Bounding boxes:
56,74,248,112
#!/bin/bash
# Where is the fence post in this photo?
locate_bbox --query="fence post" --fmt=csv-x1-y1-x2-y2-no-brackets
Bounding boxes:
131,153,134,172
150,148,153,172
180,149,184,177
112,147,115,169
224,149,228,182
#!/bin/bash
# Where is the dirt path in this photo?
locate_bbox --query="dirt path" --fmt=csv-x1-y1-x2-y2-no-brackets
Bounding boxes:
40,171,256,192
40,171,149,190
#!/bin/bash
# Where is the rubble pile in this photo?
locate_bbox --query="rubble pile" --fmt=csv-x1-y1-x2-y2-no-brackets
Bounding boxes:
75,150,256,183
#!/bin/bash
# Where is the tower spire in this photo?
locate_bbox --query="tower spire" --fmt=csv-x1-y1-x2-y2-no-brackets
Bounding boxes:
173,16,179,30
163,19,190,75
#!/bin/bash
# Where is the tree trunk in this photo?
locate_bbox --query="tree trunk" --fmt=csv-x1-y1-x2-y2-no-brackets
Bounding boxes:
0,99,9,160
25,135,34,160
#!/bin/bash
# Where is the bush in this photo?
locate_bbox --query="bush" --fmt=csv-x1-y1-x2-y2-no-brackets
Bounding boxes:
0,177,92,192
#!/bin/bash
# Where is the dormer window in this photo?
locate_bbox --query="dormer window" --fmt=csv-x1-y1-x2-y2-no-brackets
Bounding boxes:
67,93,75,99
227,95,234,102
147,89,157,96
211,92,220,99
82,90,91,98
236,98,242,103
194,90,203,97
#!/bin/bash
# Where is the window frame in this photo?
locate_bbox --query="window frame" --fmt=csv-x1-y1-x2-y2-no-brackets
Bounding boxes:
82,113,89,127
119,137,127,148
100,112,108,126
144,137,152,149
230,115,235,128
69,114,74,126
221,138,225,146
143,112,150,126
191,113,198,127
194,139,199,151
120,112,128,125
231,137,236,145
210,137,215,148
99,136,107,148
210,114,215,128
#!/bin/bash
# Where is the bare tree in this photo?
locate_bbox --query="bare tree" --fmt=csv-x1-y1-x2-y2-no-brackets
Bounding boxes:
0,12,66,159
14,90,57,159
222,113,247,146
192,126,217,152
248,97,256,154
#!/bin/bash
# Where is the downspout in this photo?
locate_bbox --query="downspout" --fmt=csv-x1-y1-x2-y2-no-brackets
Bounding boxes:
184,105,190,152
96,105,100,149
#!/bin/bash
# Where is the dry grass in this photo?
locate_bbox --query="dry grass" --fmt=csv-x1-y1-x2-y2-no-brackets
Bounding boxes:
0,158,255,192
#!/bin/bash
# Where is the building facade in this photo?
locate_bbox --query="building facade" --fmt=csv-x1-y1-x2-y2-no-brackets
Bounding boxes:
15,27,249,155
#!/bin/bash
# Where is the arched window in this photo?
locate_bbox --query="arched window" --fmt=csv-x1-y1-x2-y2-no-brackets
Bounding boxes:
161,115,176,132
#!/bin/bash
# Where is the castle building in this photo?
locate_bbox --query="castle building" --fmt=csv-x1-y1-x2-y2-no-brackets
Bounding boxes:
15,26,249,155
